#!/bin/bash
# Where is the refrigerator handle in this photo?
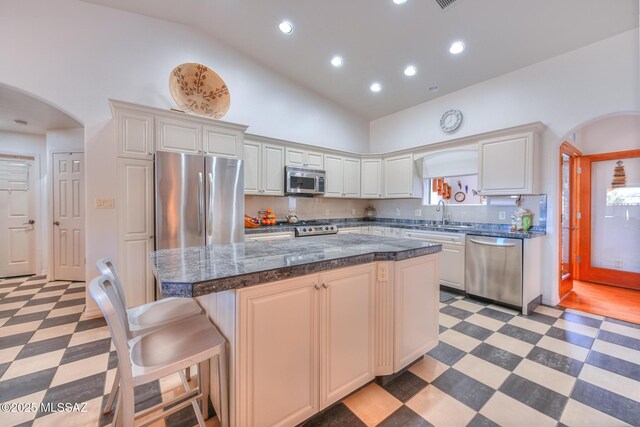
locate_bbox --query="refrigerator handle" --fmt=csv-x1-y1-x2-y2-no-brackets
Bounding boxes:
208,172,214,236
198,172,204,234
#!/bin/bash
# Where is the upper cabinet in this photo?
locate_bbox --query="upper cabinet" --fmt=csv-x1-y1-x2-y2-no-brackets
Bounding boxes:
383,154,422,199
286,147,324,169
203,126,244,159
324,155,361,198
156,117,202,154
478,131,540,195
244,140,285,196
117,109,154,160
361,158,383,198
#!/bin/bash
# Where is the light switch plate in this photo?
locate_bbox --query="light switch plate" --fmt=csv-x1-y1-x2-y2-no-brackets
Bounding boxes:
415,209,422,217
95,198,115,209
499,211,506,220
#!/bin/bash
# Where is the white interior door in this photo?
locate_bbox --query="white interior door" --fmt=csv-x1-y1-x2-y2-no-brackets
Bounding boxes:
0,158,36,278
53,152,85,281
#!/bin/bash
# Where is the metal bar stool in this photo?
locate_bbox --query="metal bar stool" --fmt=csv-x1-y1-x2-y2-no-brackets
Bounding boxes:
96,258,203,414
89,275,228,427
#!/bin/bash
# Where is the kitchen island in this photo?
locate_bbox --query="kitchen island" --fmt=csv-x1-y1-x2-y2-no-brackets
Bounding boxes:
151,234,442,426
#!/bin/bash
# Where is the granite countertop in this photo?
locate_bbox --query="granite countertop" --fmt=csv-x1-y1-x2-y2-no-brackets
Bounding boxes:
245,218,547,239
151,234,442,298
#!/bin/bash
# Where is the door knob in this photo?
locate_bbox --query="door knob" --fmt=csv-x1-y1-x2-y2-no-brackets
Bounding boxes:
53,221,60,226
23,219,35,225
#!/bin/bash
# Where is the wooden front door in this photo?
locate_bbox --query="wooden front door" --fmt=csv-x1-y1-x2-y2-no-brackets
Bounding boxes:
559,142,581,299
577,149,640,290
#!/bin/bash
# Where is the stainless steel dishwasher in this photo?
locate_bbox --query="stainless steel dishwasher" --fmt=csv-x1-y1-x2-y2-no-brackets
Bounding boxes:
465,235,523,308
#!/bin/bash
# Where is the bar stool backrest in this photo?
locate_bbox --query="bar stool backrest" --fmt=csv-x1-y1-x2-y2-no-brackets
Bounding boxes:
88,274,134,382
96,257,128,311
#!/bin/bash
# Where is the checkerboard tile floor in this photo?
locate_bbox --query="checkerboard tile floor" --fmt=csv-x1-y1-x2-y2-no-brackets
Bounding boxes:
1,276,639,426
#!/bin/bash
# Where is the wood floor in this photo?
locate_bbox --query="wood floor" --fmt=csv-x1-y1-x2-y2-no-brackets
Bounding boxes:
560,280,640,324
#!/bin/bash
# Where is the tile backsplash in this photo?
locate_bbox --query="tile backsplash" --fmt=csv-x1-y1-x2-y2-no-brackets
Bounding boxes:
245,195,547,227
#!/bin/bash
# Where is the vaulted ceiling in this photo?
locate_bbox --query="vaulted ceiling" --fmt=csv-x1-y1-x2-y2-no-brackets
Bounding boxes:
79,0,638,120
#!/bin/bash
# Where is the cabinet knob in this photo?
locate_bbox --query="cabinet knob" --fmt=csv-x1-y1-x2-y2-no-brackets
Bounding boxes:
322,283,329,289
314,283,321,290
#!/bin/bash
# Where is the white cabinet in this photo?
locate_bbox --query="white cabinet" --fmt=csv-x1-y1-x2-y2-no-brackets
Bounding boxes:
394,256,439,370
243,141,285,196
203,126,243,159
384,154,422,198
324,155,361,198
286,147,324,169
237,264,375,425
320,265,375,408
245,231,294,241
156,117,202,154
361,158,383,198
117,110,154,159
337,227,361,234
117,158,154,307
403,230,466,291
237,275,319,426
478,131,536,195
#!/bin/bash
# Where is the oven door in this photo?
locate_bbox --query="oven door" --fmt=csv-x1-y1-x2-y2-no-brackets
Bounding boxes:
286,168,322,195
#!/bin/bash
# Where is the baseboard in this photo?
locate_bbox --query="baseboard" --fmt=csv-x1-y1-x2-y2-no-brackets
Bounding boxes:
525,294,543,315
81,306,103,320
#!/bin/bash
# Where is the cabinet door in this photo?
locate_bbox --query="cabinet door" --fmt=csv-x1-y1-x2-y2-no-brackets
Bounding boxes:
343,157,361,198
237,276,320,427
320,264,374,408
156,117,202,154
286,147,305,167
384,155,413,197
117,159,154,307
478,133,533,195
243,141,261,194
203,126,242,159
394,255,439,370
117,110,154,159
361,158,383,198
262,143,285,196
324,155,344,197
439,243,465,291
305,150,324,169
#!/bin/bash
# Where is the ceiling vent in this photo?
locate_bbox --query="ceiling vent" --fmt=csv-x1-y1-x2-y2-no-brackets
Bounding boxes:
435,0,459,10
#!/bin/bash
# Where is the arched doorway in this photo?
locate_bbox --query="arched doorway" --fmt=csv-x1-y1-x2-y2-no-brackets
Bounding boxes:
558,112,640,323
0,83,85,281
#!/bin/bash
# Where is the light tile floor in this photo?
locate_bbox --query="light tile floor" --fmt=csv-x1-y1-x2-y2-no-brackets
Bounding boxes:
1,277,640,426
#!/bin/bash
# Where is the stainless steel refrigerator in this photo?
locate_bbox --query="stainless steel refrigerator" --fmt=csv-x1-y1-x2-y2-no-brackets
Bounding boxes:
155,151,244,250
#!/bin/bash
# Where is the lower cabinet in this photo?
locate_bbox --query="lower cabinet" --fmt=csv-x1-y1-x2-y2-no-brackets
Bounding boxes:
336,227,361,234
237,264,375,426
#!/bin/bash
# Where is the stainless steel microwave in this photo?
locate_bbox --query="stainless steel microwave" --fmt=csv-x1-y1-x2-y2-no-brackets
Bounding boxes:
285,166,325,196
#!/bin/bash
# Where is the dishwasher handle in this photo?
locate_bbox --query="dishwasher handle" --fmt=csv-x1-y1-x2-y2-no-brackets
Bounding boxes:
468,238,516,248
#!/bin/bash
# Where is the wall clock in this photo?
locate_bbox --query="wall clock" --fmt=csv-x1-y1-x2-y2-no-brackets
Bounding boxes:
440,109,463,132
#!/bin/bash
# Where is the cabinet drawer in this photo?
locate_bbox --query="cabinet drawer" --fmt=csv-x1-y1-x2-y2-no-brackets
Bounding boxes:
245,232,294,241
404,231,465,245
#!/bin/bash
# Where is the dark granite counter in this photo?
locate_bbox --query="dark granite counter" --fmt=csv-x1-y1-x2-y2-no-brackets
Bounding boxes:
151,234,442,298
245,218,546,239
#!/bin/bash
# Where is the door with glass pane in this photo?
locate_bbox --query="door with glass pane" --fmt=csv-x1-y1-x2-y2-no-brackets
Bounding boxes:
578,150,640,290
559,142,580,299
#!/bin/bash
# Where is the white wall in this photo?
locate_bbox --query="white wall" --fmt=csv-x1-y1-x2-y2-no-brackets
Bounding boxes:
0,0,369,314
577,114,640,155
0,131,47,275
370,29,639,306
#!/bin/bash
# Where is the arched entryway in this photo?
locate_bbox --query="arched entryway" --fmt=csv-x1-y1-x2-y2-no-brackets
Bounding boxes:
0,83,85,281
558,112,640,323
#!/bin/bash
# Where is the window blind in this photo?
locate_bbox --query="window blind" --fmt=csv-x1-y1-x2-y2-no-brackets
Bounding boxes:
0,159,30,191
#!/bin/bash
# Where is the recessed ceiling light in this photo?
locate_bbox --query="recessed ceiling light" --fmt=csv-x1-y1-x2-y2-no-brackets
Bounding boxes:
393,0,408,4
404,65,417,77
14,119,28,126
370,82,382,93
331,56,344,67
449,41,465,54
428,85,440,92
279,21,293,34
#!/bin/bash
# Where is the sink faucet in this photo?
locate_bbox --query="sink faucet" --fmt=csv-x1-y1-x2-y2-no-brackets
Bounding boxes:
436,200,446,225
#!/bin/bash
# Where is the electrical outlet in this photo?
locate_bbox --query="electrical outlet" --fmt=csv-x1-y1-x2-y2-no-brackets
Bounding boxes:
499,211,506,220
325,208,330,216
414,209,422,217
614,260,623,269
352,208,356,215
